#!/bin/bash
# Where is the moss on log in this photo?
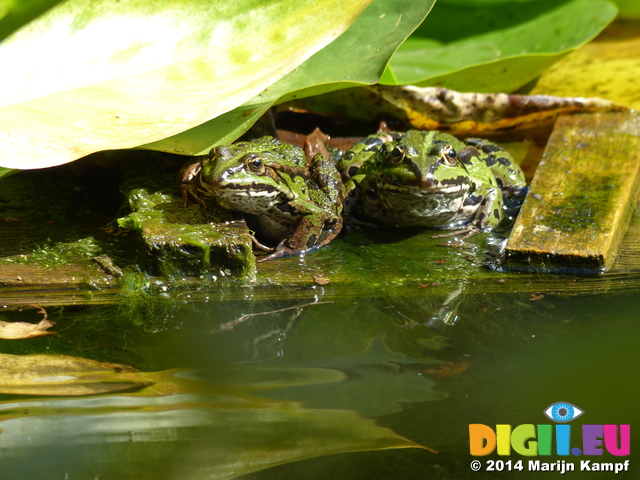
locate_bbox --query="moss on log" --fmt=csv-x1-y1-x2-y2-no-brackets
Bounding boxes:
505,112,640,272
118,183,256,282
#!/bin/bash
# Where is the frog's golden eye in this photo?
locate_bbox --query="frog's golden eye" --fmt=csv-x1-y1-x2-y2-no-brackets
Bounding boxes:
441,146,457,166
384,143,407,165
244,153,265,173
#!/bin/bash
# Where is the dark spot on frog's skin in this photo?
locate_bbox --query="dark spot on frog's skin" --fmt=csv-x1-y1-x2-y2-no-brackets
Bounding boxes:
497,156,512,166
458,146,479,165
463,194,482,206
493,209,500,219
347,165,359,178
483,155,498,167
439,176,470,187
276,203,298,214
480,144,502,154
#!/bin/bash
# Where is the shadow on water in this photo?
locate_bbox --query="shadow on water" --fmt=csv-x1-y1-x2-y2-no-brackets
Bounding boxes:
0,287,638,479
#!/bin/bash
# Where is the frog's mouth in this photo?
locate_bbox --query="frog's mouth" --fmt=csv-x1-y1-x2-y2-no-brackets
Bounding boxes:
209,180,279,196
202,177,280,201
418,176,471,193
380,175,470,194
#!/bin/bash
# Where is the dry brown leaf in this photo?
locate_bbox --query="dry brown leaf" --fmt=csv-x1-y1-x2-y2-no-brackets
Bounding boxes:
423,361,471,379
313,274,331,285
0,319,56,339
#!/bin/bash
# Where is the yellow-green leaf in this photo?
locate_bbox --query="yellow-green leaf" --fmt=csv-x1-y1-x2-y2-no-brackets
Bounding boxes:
141,0,435,155
0,0,372,169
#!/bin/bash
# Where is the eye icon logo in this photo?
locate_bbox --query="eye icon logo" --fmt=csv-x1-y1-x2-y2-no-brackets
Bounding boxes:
543,402,584,423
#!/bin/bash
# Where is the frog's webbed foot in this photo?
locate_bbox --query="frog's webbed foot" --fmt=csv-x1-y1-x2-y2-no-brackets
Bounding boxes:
177,158,206,207
432,225,482,242
251,236,275,253
180,185,208,208
257,215,342,262
256,240,299,262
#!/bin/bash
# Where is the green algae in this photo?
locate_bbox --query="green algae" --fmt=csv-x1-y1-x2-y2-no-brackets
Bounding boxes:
0,237,102,269
117,179,257,282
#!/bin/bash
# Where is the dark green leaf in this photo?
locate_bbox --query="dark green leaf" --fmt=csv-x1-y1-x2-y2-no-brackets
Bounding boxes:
383,0,617,92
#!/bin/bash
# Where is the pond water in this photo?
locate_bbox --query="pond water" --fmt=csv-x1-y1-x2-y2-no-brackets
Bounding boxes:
0,285,637,479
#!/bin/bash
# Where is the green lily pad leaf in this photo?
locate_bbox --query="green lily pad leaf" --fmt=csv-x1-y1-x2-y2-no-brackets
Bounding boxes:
612,0,640,19
0,0,373,169
141,0,435,156
0,0,65,42
0,166,15,180
382,0,617,92
141,103,273,156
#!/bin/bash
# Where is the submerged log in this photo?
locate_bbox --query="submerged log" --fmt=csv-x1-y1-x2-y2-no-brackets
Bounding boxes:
505,111,640,272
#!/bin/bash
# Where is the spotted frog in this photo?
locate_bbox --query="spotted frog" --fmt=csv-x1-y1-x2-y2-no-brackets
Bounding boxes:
180,136,345,260
341,130,526,237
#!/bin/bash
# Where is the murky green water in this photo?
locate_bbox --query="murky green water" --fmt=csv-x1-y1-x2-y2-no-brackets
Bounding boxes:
0,287,637,479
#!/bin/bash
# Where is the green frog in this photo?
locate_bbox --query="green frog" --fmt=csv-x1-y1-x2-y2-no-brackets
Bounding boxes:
179,136,345,261
342,130,526,237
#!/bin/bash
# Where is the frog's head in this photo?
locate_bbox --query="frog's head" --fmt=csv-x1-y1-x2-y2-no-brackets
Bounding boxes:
337,132,400,182
199,137,308,214
375,130,477,194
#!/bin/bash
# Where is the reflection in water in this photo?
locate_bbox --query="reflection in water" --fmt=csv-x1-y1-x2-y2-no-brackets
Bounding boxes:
0,371,425,479
0,291,638,479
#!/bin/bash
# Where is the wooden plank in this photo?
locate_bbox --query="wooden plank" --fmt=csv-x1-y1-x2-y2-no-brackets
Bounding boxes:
505,111,640,272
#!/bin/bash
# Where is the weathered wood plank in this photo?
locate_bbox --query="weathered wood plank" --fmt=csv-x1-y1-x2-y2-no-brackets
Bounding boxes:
505,111,640,272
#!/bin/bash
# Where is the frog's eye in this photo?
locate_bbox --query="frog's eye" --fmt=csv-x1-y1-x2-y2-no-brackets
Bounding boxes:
384,143,407,165
441,146,457,166
244,153,265,173
343,151,356,162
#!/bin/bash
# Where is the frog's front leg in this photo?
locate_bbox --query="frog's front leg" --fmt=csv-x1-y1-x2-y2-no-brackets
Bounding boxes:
258,210,342,261
256,188,343,261
433,185,502,240
177,158,207,207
